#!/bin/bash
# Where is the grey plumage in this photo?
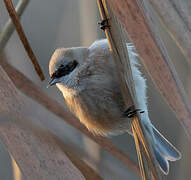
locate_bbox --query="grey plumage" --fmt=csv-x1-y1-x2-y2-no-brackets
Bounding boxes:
49,39,181,174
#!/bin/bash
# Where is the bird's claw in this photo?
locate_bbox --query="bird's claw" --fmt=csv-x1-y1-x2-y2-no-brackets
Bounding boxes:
98,18,110,31
123,105,144,118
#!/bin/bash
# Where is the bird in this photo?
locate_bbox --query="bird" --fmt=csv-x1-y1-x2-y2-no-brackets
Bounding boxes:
48,39,181,175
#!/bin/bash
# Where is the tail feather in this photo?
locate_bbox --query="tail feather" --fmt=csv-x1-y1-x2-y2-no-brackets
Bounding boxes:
153,147,169,175
152,125,181,174
153,126,181,161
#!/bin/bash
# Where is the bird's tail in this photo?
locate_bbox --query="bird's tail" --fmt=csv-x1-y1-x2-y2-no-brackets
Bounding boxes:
150,125,181,174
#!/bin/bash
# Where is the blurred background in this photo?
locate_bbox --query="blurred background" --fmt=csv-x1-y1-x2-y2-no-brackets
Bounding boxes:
0,0,191,179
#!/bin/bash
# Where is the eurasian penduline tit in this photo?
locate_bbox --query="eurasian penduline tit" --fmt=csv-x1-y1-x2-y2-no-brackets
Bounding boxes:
48,39,181,175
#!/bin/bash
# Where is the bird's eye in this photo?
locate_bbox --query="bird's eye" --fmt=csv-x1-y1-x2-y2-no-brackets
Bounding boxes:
51,60,78,78
67,60,78,69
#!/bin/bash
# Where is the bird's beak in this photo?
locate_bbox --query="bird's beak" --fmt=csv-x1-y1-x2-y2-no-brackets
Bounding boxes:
47,78,59,88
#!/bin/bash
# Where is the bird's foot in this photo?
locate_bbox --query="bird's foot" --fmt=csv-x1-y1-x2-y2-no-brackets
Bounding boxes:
123,105,144,118
98,18,110,31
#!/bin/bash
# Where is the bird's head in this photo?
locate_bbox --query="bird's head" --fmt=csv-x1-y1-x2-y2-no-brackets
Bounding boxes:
48,47,88,87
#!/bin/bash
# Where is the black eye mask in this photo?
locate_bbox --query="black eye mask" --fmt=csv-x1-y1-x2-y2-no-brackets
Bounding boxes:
51,60,78,78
